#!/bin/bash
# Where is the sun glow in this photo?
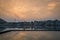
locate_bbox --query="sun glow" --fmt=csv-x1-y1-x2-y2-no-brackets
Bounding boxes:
0,0,56,21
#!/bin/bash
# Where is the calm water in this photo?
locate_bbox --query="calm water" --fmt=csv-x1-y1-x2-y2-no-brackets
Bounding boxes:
0,31,60,40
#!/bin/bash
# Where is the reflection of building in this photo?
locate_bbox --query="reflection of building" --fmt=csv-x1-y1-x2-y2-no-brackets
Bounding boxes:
0,18,60,31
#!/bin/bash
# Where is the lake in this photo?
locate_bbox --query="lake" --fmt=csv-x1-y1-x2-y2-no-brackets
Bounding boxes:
0,31,60,40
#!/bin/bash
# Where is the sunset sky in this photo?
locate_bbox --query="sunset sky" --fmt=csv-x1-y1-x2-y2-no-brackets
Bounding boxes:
0,0,60,22
0,0,60,40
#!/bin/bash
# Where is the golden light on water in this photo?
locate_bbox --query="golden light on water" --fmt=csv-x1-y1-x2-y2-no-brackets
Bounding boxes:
12,32,26,40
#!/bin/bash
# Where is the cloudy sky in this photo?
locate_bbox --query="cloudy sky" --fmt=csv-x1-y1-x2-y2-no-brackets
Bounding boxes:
0,0,60,22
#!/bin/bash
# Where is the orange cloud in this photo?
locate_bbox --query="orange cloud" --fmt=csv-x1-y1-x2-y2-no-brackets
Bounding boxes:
48,2,56,10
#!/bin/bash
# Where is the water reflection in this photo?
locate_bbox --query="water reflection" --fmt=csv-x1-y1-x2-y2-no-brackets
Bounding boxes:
0,31,60,40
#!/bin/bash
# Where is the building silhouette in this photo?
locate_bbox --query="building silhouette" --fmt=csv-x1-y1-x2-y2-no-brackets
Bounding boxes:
0,18,60,31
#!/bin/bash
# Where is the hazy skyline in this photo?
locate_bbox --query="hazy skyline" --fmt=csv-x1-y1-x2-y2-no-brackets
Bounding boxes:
0,0,60,22
0,0,60,40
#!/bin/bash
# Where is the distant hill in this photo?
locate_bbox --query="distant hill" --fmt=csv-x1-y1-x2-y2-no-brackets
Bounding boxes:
0,18,7,23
